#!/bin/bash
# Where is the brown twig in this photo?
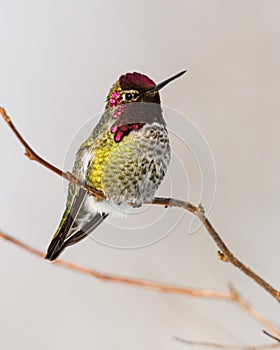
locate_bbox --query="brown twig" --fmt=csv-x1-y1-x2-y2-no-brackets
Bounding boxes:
0,230,230,299
0,229,280,340
263,331,280,343
0,106,279,303
151,199,280,302
174,337,280,350
228,286,280,338
0,107,104,200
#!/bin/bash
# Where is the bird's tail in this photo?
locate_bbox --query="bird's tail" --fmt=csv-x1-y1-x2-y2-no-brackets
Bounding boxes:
45,188,87,261
45,212,108,261
45,187,108,261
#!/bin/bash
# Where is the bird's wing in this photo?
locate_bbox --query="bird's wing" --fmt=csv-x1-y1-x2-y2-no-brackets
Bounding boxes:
45,137,96,261
45,187,88,260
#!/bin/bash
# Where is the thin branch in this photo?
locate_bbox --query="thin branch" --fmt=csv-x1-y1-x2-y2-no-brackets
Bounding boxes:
263,331,280,343
174,337,280,350
151,199,280,302
0,106,279,303
229,285,280,337
0,229,280,339
0,230,230,299
228,286,280,338
0,107,104,200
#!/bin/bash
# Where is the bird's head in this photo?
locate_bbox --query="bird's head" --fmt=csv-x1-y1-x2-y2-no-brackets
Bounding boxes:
106,71,186,111
105,71,186,142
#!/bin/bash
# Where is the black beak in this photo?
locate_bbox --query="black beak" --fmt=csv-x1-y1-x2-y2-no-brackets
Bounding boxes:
148,70,187,93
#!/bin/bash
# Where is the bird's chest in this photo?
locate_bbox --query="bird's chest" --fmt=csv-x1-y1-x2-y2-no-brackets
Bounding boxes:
86,129,140,190
86,124,170,202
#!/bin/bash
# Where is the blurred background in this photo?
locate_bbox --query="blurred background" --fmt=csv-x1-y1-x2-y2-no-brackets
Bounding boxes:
0,1,279,349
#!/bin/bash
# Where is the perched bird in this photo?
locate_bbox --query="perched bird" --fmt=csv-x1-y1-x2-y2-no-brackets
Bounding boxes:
45,70,186,261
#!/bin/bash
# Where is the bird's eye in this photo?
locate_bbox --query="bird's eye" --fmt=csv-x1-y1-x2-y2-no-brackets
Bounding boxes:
125,93,133,101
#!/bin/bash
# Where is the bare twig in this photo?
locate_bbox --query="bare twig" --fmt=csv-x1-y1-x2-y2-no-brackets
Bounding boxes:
0,106,279,303
263,331,280,343
228,286,280,338
151,199,280,302
0,107,104,200
0,229,280,339
0,230,229,299
174,337,280,350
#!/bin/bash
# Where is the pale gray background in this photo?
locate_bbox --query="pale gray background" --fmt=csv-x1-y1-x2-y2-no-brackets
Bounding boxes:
0,1,279,349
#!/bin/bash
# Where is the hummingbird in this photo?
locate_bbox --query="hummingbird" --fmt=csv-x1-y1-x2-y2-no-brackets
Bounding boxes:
45,70,186,261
